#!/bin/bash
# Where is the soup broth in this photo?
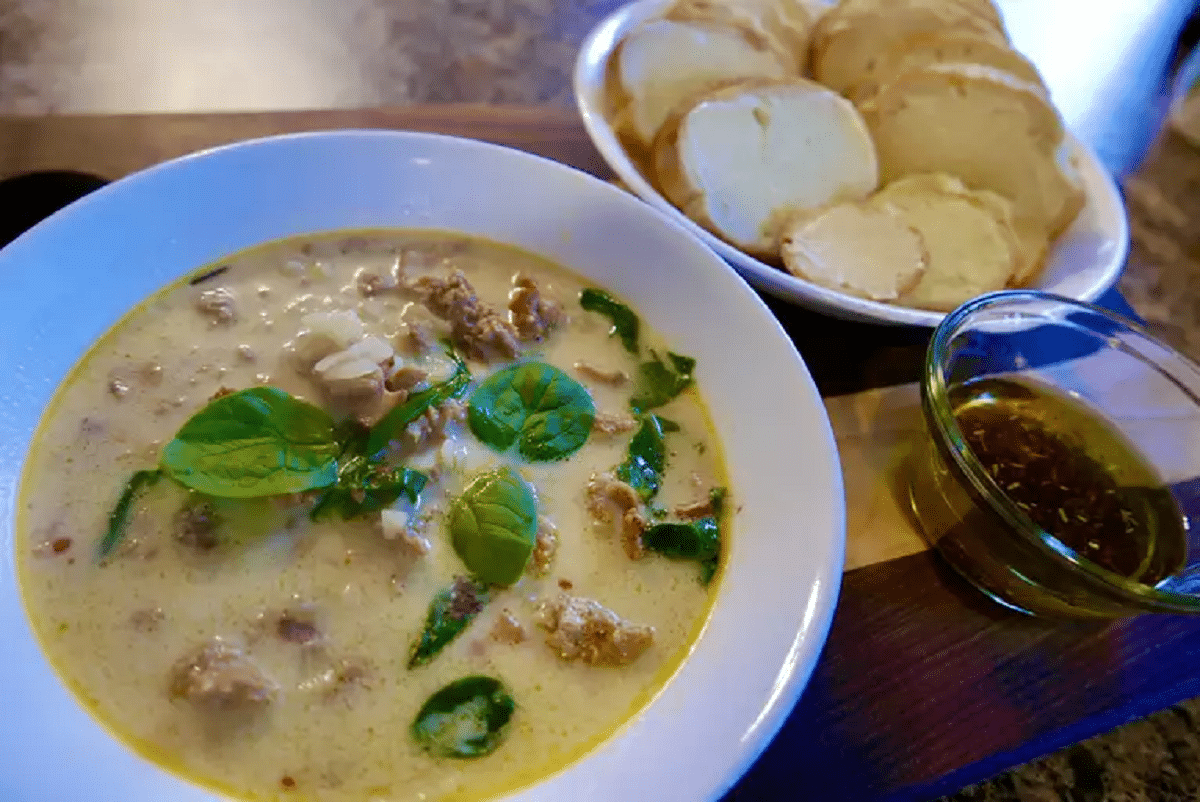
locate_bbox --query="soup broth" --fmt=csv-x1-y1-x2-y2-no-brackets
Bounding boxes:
17,230,727,801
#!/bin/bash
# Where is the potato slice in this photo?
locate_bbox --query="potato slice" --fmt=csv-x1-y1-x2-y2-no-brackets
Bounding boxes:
811,0,1007,94
875,174,1019,311
857,63,1083,273
653,78,878,257
780,203,928,301
615,19,789,147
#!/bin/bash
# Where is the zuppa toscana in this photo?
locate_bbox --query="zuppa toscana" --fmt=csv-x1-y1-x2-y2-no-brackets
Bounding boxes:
17,230,729,802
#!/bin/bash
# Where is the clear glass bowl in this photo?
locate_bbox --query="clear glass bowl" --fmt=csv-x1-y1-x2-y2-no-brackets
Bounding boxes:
909,291,1200,617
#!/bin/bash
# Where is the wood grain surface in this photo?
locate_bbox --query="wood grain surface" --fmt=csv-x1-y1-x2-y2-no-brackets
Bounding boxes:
0,106,1191,802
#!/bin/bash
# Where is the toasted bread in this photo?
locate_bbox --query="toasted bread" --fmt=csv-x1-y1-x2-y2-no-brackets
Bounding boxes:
615,19,789,147
874,174,1020,310
811,0,1007,94
780,203,928,301
857,63,1083,273
666,0,813,72
654,78,879,257
847,31,1046,103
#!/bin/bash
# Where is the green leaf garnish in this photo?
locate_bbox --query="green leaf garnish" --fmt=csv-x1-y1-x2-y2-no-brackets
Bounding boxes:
411,676,515,759
448,467,538,586
467,362,595,462
409,577,491,669
630,351,696,414
310,456,428,521
709,486,728,515
616,415,677,502
579,288,639,354
99,469,162,559
366,354,471,458
643,516,721,585
159,387,340,498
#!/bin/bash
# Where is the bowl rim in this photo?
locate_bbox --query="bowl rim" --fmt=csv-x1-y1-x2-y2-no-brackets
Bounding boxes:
0,128,846,802
922,289,1200,613
572,0,1131,328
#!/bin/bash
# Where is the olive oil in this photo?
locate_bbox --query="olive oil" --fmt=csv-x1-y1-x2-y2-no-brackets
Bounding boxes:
949,376,1188,585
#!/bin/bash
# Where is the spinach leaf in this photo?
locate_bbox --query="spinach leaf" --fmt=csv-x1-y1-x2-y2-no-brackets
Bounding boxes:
630,351,696,414
159,387,340,498
448,467,538,586
310,456,428,521
643,516,721,585
616,415,677,502
366,354,471,458
411,675,515,759
409,577,491,669
709,486,728,515
467,362,595,462
579,288,639,354
99,469,162,559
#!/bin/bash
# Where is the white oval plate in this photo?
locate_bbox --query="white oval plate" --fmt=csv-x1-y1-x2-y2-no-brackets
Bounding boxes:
574,0,1130,327
0,131,844,802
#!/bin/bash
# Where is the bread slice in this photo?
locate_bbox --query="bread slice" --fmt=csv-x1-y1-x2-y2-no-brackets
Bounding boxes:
873,174,1019,311
847,31,1046,103
780,203,928,301
811,0,1007,94
666,0,813,72
615,19,789,147
653,78,879,257
857,63,1084,271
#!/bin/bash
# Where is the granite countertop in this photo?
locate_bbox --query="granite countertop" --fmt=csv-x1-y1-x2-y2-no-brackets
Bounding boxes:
3,1,1200,799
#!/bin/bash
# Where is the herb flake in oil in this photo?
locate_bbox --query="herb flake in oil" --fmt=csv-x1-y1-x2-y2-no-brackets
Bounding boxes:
950,377,1187,585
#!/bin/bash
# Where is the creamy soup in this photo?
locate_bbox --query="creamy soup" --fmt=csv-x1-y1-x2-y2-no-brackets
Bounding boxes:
17,230,728,802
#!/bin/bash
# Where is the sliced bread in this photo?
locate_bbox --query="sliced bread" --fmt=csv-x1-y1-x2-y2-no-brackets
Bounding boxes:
874,174,1020,310
847,30,1046,103
654,78,879,257
779,203,928,301
666,0,813,72
811,0,1007,94
857,63,1084,272
615,19,790,147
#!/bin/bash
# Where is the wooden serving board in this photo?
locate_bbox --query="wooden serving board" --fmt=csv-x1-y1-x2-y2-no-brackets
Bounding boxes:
2,106,1197,802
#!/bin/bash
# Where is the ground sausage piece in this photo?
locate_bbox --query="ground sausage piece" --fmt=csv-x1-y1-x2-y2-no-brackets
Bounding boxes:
194,287,237,324
538,594,654,666
621,509,648,560
397,322,436,357
529,516,559,576
585,473,647,559
129,607,165,633
396,399,465,454
491,610,527,645
415,271,521,362
169,638,278,708
508,273,564,341
356,264,400,296
676,496,716,519
592,411,638,435
575,361,629,386
446,576,487,620
385,365,429,394
174,502,222,550
277,608,323,646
